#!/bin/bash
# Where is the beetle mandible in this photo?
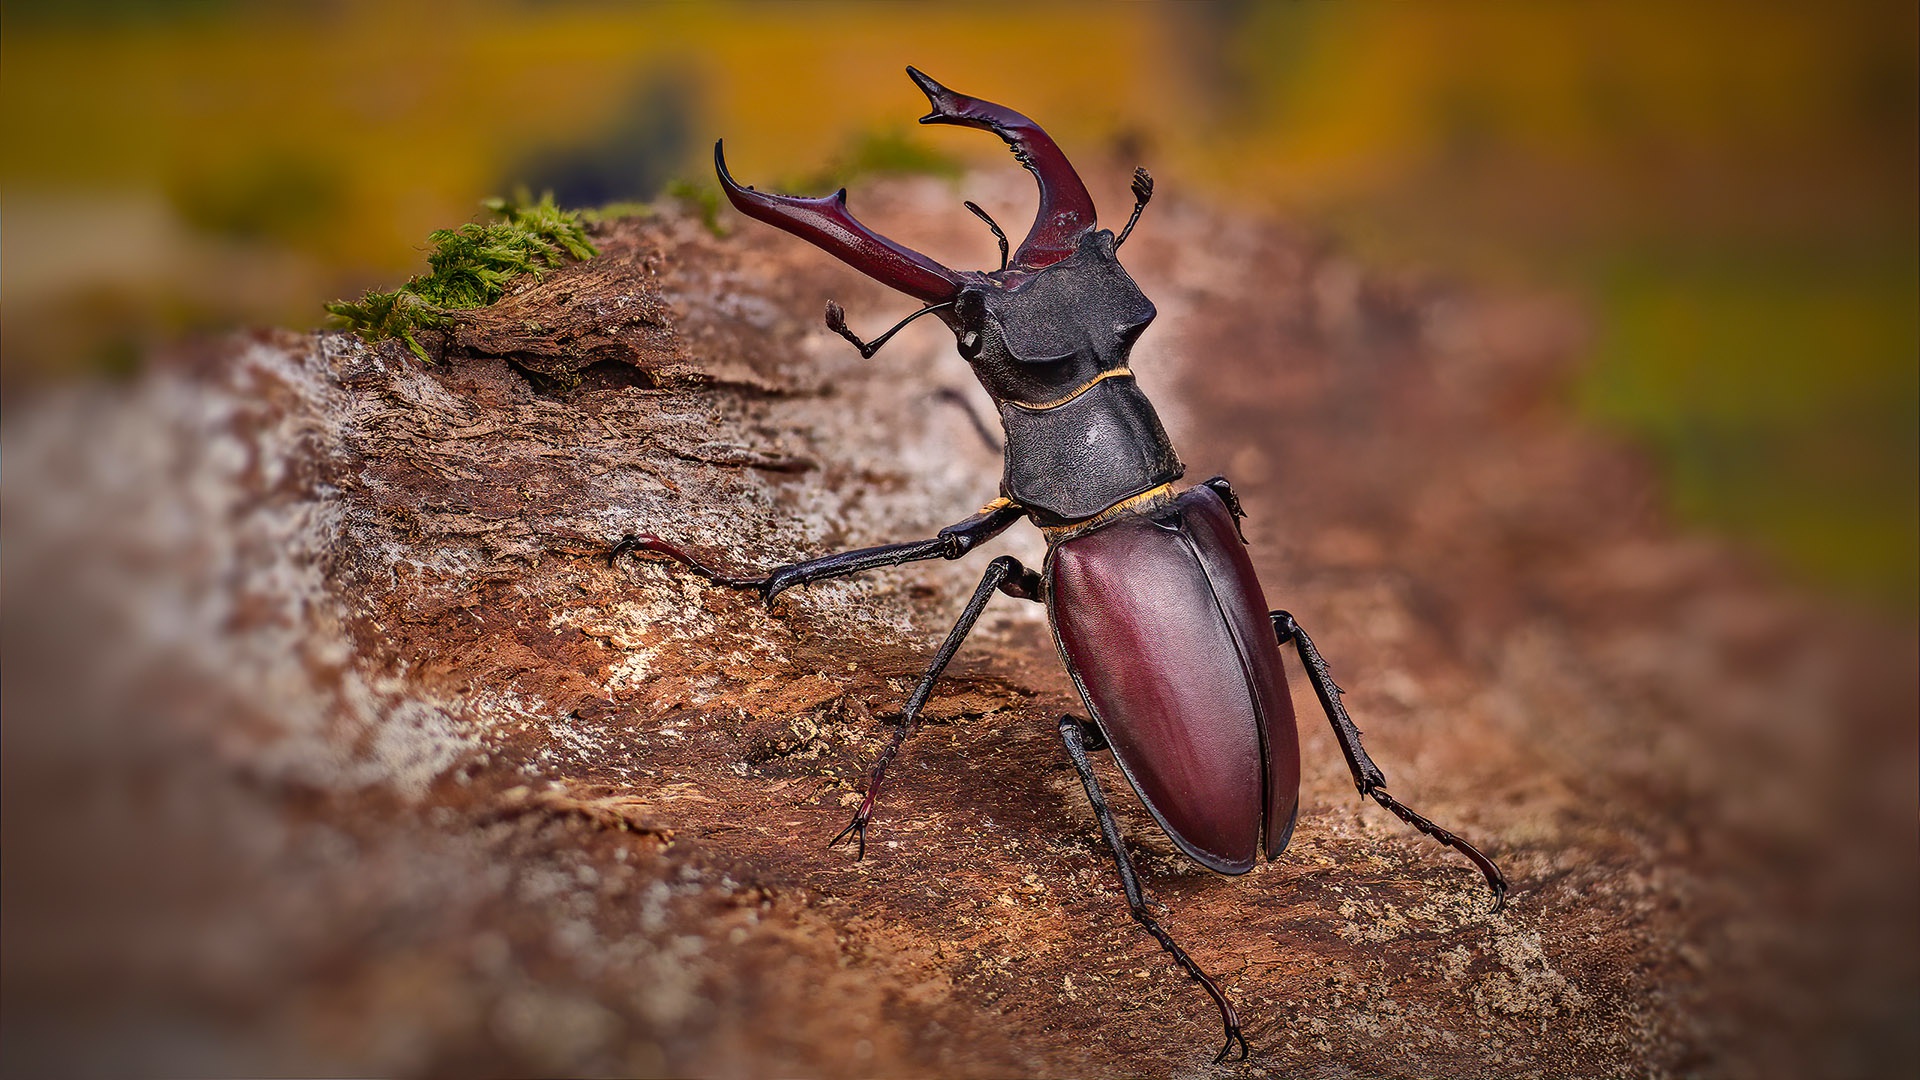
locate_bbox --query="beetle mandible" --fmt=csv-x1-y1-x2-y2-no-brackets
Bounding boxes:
613,67,1507,1064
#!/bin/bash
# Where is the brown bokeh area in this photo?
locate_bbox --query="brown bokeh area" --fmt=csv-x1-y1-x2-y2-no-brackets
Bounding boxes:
3,4,1916,1078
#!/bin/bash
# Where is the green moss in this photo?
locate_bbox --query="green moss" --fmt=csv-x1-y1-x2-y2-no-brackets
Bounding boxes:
577,184,723,236
579,199,658,225
663,179,725,236
800,128,964,190
326,192,596,362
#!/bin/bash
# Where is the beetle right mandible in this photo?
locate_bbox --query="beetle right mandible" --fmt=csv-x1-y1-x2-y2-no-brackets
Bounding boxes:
614,66,1508,1064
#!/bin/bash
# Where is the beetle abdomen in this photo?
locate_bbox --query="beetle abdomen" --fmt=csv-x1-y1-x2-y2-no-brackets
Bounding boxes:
1046,486,1301,874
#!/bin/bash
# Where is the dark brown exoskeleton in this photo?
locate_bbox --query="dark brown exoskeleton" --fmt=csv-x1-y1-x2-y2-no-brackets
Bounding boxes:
614,67,1507,1063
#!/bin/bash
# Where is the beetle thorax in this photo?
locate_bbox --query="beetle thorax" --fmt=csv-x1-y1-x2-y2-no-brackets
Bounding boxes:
938,229,1183,527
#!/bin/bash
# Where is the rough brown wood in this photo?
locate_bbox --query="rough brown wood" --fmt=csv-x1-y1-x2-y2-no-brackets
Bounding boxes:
3,177,1914,1078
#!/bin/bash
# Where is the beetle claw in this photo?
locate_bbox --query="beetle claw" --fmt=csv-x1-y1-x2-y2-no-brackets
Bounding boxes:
1212,1026,1251,1064
761,565,807,604
828,812,870,860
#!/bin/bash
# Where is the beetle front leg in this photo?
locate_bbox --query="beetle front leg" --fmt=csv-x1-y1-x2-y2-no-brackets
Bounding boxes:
1272,610,1510,912
830,555,1043,857
611,500,1025,605
1058,715,1250,1064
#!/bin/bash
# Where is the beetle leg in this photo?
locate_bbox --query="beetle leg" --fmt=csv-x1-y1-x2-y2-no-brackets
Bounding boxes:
610,500,1025,606
830,555,1043,858
1200,475,1249,543
1061,713,1108,753
1057,715,1250,1063
1272,610,1511,913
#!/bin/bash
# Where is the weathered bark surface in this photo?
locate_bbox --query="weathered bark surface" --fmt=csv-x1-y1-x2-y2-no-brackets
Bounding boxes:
446,241,693,388
4,177,1914,1078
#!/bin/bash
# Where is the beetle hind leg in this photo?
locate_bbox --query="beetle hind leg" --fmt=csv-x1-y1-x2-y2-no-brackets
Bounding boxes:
1272,610,1510,912
1061,713,1107,753
829,555,1043,858
1057,716,1250,1063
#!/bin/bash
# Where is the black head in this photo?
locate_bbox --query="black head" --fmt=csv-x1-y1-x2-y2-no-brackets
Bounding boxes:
951,229,1156,405
714,67,1153,404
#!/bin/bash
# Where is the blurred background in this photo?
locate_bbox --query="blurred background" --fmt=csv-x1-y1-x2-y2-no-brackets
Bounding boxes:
2,3,1915,1075
2,0,1913,612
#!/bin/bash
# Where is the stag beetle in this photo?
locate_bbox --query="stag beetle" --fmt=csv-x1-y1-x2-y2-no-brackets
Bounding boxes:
613,67,1507,1063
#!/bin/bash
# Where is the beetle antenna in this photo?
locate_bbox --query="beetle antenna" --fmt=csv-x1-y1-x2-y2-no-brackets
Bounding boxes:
824,298,955,359
963,200,1010,271
1115,167,1154,249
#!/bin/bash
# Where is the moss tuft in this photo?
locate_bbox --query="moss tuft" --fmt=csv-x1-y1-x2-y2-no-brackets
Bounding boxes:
326,192,596,362
663,179,726,237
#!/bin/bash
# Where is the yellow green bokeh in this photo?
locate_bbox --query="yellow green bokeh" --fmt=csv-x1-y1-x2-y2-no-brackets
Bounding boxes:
2,0,1913,609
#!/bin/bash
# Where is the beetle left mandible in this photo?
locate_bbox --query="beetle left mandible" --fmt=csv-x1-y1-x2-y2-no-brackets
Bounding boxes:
614,66,1508,1064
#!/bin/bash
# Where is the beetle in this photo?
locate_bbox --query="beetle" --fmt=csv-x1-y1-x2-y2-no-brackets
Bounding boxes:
613,67,1507,1063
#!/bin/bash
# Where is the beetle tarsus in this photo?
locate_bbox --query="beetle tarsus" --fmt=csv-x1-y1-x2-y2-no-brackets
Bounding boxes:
609,533,767,589
1365,785,1510,914
1273,609,1511,912
828,800,872,859
1058,714,1251,1062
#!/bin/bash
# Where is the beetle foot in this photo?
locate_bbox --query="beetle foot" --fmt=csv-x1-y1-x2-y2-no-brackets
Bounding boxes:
828,805,873,860
1213,1025,1251,1065
760,564,812,606
1365,786,1509,914
608,534,647,567
609,534,768,592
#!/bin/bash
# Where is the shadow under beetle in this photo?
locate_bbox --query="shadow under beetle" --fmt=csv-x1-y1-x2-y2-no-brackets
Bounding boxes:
613,67,1507,1064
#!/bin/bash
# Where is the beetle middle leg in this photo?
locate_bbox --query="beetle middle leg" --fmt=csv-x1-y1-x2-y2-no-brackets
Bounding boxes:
1272,610,1510,912
829,554,1044,858
1057,715,1250,1064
